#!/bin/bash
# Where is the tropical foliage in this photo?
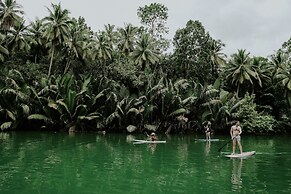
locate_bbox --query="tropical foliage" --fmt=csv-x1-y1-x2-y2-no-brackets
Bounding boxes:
0,2,290,134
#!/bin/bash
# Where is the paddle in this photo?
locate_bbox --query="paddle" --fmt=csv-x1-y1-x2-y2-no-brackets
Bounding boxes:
217,137,235,152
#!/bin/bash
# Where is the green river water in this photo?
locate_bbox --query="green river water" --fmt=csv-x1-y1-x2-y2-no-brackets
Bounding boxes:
0,132,291,194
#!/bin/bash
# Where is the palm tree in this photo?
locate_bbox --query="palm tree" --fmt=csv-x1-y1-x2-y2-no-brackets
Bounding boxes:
104,24,117,47
249,56,276,113
252,57,272,87
223,49,261,96
270,51,288,81
276,61,291,107
90,32,113,67
43,3,73,77
62,18,89,74
131,33,160,72
0,33,8,61
27,18,47,63
6,19,30,53
117,23,138,56
209,39,226,74
0,0,24,32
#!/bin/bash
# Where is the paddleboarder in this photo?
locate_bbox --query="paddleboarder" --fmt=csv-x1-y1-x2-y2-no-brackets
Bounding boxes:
230,121,243,154
204,121,212,141
148,132,158,141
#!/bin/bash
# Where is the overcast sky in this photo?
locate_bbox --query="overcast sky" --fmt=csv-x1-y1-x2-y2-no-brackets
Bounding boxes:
17,0,291,57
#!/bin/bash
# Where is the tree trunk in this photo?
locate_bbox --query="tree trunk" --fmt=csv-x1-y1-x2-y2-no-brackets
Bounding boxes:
48,46,54,77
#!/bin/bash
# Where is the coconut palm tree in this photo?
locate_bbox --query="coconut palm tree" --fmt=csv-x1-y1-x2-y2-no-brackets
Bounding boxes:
270,51,288,81
89,32,113,73
0,0,24,32
61,18,90,74
223,49,261,96
27,18,47,63
117,23,138,56
6,19,30,53
209,39,226,74
104,24,117,47
252,57,272,87
131,33,160,72
43,3,73,77
276,61,291,107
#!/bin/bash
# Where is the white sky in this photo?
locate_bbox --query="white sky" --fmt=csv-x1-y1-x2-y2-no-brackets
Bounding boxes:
17,0,291,57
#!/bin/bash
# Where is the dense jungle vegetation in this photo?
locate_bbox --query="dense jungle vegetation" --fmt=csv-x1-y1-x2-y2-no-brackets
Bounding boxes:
0,1,290,134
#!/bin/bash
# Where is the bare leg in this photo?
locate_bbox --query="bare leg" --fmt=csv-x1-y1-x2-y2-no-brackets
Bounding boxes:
237,141,243,154
232,139,236,154
206,132,210,141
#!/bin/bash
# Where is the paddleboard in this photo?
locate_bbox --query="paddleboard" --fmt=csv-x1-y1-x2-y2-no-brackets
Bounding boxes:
132,139,166,144
225,151,256,158
196,139,220,142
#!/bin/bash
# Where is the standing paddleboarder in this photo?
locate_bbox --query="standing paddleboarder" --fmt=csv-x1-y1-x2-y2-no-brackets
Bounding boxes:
230,121,243,154
204,121,212,141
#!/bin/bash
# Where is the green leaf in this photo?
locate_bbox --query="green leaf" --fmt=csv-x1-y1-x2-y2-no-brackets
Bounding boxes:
127,108,140,115
213,77,221,90
168,108,186,117
48,100,58,110
66,89,76,112
201,111,212,122
56,99,71,117
181,96,197,105
1,122,12,130
78,113,100,121
243,71,251,81
144,124,157,131
117,105,124,115
106,112,120,124
6,110,16,121
21,104,30,116
72,105,87,118
28,114,50,122
78,76,91,96
245,68,257,78
126,125,137,133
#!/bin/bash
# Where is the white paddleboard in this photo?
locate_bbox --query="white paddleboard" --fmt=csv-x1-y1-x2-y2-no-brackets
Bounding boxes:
132,139,166,144
196,139,220,142
225,151,256,158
